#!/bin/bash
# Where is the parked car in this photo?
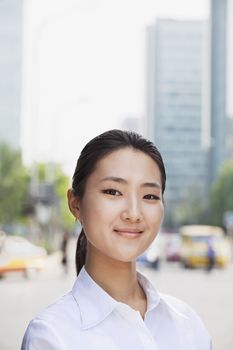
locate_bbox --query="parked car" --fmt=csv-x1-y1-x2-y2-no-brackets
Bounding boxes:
0,235,47,278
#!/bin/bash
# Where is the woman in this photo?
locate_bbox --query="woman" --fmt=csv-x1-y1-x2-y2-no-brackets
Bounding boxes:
22,129,211,350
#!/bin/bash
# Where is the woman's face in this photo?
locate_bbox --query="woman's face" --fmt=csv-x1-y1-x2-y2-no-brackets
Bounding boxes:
73,148,164,263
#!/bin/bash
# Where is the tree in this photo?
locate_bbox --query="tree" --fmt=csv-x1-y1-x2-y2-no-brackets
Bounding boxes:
0,143,29,225
52,163,74,230
208,160,233,227
29,163,73,230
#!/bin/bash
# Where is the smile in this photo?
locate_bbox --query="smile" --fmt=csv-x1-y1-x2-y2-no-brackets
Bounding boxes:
114,228,143,238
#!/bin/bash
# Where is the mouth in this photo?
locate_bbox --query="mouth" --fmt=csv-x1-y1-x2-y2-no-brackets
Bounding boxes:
113,228,143,238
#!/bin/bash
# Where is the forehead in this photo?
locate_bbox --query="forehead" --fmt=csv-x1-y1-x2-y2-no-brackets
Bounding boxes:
91,148,161,181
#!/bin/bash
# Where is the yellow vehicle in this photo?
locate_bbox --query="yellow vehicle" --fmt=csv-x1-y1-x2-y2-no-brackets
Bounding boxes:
180,225,232,268
0,234,47,278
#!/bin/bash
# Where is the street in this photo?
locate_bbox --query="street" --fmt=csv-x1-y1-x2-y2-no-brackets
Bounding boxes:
0,239,233,350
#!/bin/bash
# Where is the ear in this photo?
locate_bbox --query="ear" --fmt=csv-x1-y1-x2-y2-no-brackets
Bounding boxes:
67,188,81,220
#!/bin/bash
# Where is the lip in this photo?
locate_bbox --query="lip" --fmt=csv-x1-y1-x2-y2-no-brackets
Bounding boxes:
114,228,143,238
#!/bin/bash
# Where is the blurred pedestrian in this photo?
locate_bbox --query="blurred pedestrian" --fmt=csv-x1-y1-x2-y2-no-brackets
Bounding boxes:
61,230,69,274
21,130,212,349
206,239,216,272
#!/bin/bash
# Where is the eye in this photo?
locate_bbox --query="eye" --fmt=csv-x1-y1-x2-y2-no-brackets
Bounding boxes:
102,189,121,196
144,194,160,200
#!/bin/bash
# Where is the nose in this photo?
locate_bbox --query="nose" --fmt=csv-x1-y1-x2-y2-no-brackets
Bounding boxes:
121,195,143,223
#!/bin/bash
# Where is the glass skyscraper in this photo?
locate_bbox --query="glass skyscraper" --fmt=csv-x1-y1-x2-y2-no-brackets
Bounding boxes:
146,19,208,224
209,0,233,182
209,0,227,183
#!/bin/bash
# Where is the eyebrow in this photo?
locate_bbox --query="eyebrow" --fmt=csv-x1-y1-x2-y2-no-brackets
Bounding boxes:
100,176,161,189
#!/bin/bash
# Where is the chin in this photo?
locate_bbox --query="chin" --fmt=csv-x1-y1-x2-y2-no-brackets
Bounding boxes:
113,252,141,263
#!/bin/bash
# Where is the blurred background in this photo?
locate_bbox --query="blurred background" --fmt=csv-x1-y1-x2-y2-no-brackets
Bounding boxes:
0,0,233,349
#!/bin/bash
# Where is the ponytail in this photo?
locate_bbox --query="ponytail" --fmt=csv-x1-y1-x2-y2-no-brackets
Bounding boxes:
75,228,87,275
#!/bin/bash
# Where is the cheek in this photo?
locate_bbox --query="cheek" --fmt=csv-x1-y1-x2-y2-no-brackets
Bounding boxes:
79,204,98,225
148,204,164,226
79,195,116,227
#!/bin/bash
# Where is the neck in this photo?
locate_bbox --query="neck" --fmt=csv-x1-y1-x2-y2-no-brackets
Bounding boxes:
85,246,144,303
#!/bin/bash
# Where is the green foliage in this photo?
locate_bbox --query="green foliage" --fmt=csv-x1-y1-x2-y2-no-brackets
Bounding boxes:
165,160,233,229
174,196,206,227
0,143,73,237
163,184,207,229
208,160,233,226
53,164,74,230
0,143,29,225
32,163,74,230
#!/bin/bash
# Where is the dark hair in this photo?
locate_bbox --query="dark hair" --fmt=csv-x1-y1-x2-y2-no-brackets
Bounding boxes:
71,129,166,275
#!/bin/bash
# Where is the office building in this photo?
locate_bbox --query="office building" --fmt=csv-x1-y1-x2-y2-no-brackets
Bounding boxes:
146,19,208,222
209,0,233,183
209,0,227,182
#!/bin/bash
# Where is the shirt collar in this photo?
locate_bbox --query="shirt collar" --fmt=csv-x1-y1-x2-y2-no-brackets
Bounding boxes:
72,267,118,329
136,272,189,320
137,270,161,312
72,267,161,330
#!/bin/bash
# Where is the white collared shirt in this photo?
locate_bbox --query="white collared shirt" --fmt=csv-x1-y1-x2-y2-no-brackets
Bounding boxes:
21,267,211,350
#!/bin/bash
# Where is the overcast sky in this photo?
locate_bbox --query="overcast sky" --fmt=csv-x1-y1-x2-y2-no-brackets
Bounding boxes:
21,0,209,176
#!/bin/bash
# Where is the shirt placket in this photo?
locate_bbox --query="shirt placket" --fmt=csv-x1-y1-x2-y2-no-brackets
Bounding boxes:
117,305,160,350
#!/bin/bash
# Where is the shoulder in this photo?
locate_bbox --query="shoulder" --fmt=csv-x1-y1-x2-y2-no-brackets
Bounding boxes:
36,291,81,325
22,292,82,350
159,293,211,345
21,317,65,350
159,292,206,325
159,293,199,319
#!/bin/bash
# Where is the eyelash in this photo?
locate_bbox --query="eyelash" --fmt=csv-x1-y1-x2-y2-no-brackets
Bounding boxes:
143,194,160,200
102,189,121,196
102,189,160,200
